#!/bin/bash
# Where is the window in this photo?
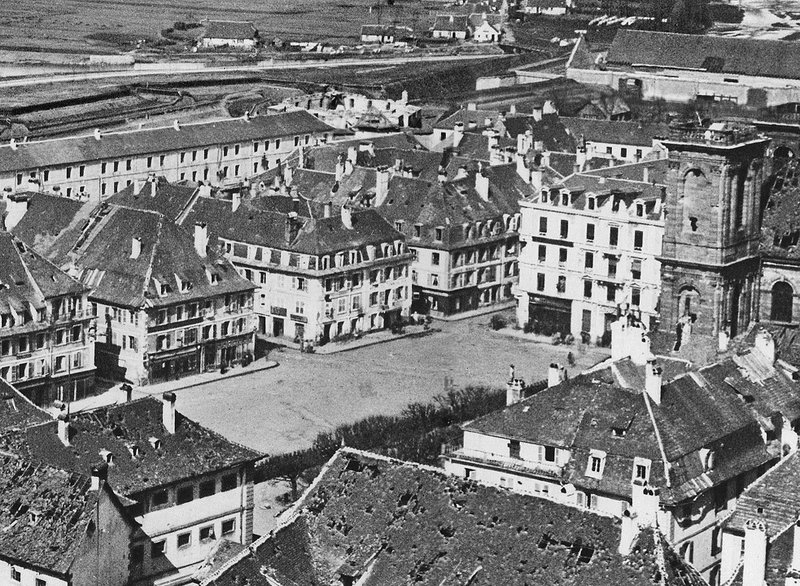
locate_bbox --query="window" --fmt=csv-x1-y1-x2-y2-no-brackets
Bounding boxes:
586,451,605,478
620,147,628,158
631,259,642,281
11,567,21,582
126,159,132,171
680,541,694,564
609,226,619,247
435,227,443,241
177,532,191,549
608,257,617,279
508,439,521,459
538,245,546,262
199,479,216,498
536,273,545,291
177,485,194,504
771,281,794,322
152,540,166,558
558,248,567,264
151,490,168,507
431,252,440,265
222,518,236,535
556,275,566,293
538,217,547,234
633,230,643,251
632,287,641,307
221,473,237,492
200,525,215,542
584,252,593,270
66,167,72,179
560,220,569,239
583,280,592,299
544,445,556,462
586,223,595,242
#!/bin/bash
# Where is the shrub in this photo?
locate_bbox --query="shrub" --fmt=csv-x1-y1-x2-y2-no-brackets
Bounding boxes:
489,314,507,330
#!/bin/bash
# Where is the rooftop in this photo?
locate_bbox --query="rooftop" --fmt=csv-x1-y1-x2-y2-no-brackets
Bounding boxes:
202,20,257,40
203,449,704,586
0,395,262,496
561,118,670,148
0,379,50,431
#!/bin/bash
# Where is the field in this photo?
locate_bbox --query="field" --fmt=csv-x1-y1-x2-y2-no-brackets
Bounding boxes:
0,0,447,54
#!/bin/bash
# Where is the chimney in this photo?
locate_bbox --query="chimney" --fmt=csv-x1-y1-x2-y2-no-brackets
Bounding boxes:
232,191,241,212
130,237,142,260
742,520,767,586
323,201,332,218
93,128,102,141
285,212,300,243
90,462,108,491
532,105,543,122
344,158,354,176
642,166,649,184
630,484,660,526
161,392,176,434
341,205,353,230
516,153,529,183
194,223,209,258
475,170,489,201
335,154,345,182
375,166,390,207
548,363,566,387
510,104,517,114
611,314,652,364
468,120,478,130
618,510,637,556
754,329,775,363
453,122,464,148
284,164,294,186
484,116,492,128
644,359,663,405
530,166,543,194
9,138,17,151
173,120,180,131
57,412,70,447
347,145,358,167
467,102,477,111
118,383,133,404
455,166,469,181
506,364,526,406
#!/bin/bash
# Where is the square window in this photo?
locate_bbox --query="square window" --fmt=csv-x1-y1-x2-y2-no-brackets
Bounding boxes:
11,568,21,582
199,525,215,542
221,473,237,492
221,519,236,535
177,532,191,549
199,479,215,498
431,252,440,266
176,485,193,504
151,489,168,507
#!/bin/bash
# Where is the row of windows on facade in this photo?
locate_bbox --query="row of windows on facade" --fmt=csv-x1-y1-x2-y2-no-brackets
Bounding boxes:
541,191,650,217
0,351,85,382
9,567,48,586
134,516,237,566
153,295,250,327
0,325,84,356
534,273,643,304
142,472,239,513
323,266,407,293
395,215,520,242
325,287,407,315
154,318,248,351
12,136,313,186
439,262,518,289
537,217,646,250
0,296,85,330
536,246,645,278
225,240,405,270
449,243,517,268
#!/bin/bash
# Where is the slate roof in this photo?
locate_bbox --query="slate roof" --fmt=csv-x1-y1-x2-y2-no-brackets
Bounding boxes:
606,30,800,81
561,118,670,148
0,379,50,431
183,195,402,256
0,396,262,497
0,455,110,575
203,449,704,586
203,20,257,40
10,193,83,248
0,230,87,320
0,111,333,173
463,355,775,504
503,113,576,152
432,14,470,32
105,177,200,223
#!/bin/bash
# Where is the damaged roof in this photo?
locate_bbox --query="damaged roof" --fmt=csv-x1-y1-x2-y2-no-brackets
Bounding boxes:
0,396,261,497
203,449,703,586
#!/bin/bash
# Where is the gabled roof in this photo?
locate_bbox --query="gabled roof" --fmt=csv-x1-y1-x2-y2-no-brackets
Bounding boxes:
0,231,86,318
105,177,200,223
432,14,470,31
468,12,503,27
10,193,83,248
0,455,112,575
0,111,333,173
606,29,800,81
202,20,257,40
561,117,669,148
0,396,262,497
503,113,576,152
202,449,704,586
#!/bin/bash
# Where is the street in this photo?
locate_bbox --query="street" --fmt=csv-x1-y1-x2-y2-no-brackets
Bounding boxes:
167,312,610,455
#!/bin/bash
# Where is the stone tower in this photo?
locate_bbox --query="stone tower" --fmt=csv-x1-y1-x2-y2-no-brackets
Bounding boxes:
659,122,769,342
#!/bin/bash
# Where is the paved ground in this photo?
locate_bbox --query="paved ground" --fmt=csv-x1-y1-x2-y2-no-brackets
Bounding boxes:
169,311,610,455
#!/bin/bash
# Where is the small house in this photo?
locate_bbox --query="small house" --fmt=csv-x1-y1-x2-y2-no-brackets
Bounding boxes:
432,15,470,40
200,20,258,50
470,13,502,43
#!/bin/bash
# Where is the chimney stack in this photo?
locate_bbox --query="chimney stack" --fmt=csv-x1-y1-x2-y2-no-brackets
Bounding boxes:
161,392,176,434
506,364,527,406
467,102,477,111
532,105,543,122
644,359,662,405
94,128,102,141
742,519,768,586
347,145,358,167
323,201,332,218
375,166,390,207
548,363,566,387
453,122,464,148
516,153,529,183
341,205,353,230
475,170,490,201
57,412,70,447
118,383,133,404
642,166,649,184
90,462,108,491
194,223,208,258
335,154,345,182
285,212,300,243
618,510,637,556
754,329,775,363
130,237,142,260
531,166,543,194
232,191,241,212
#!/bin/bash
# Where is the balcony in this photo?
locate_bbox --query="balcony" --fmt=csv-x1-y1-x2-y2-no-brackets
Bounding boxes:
443,446,565,479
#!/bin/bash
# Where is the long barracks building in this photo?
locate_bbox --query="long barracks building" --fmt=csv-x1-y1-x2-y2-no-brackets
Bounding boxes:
0,110,334,206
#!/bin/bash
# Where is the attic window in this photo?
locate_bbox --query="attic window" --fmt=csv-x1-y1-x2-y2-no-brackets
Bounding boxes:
611,427,627,438
28,510,40,525
160,282,171,296
636,203,644,217
99,449,114,465
149,437,162,450
127,444,140,458
209,273,219,285
585,450,606,479
561,193,568,206
180,279,191,293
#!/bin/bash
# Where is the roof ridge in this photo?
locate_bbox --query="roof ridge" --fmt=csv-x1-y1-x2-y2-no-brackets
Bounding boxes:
642,390,672,487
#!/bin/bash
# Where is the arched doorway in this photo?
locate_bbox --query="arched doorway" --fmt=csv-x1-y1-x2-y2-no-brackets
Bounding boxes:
771,281,794,322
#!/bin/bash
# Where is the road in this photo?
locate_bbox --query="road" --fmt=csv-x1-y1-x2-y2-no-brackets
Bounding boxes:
0,53,499,88
165,312,609,456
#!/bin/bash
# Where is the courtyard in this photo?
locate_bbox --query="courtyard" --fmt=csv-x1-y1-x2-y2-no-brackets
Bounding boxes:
158,311,610,455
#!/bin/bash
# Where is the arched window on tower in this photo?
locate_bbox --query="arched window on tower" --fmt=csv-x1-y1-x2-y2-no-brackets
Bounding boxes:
771,281,794,323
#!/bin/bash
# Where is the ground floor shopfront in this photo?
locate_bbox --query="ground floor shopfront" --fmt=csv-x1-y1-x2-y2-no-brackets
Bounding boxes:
147,333,254,384
257,307,405,344
15,369,97,407
412,283,514,317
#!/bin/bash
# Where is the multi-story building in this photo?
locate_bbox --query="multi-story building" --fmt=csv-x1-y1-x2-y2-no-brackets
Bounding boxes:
12,192,256,386
0,231,95,406
516,168,666,341
0,110,333,209
443,319,798,584
181,192,413,344
0,455,135,586
0,392,262,586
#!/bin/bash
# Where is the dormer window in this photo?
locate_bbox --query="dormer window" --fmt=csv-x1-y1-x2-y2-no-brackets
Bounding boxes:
127,444,140,458
435,227,443,241
149,437,162,450
587,197,595,210
611,427,626,438
180,279,191,293
99,449,114,465
208,272,219,285
28,510,40,525
700,448,715,471
633,457,651,483
585,450,606,479
635,202,644,217
561,193,569,206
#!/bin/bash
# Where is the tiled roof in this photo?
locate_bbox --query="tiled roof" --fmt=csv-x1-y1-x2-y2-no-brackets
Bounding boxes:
582,158,669,185
436,107,503,129
183,195,402,256
503,113,577,152
432,14,470,31
0,396,262,497
561,118,669,148
468,12,503,27
202,20,257,40
0,231,87,319
606,30,800,81
204,449,703,586
0,379,50,431
0,455,111,575
10,193,83,248
18,198,254,309
105,177,200,223
0,111,333,173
